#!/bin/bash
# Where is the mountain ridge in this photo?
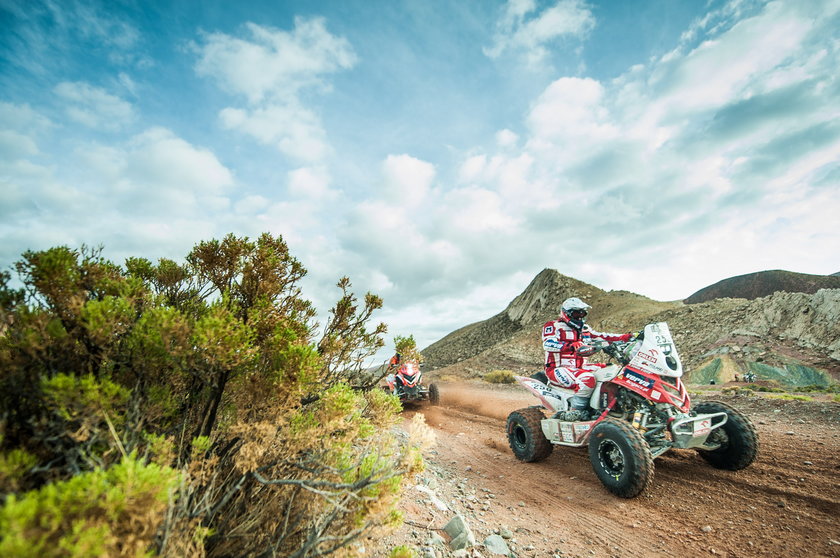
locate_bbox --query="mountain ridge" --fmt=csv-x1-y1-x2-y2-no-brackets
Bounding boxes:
685,269,840,304
421,268,840,385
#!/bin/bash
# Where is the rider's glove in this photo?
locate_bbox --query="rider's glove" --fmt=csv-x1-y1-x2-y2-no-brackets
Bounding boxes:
571,341,596,356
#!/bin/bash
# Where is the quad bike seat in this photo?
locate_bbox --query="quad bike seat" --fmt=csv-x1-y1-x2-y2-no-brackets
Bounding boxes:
530,370,549,384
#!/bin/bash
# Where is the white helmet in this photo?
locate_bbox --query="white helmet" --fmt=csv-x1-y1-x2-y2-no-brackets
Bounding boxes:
561,297,591,328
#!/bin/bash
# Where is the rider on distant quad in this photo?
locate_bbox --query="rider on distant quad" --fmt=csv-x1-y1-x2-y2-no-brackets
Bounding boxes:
541,297,633,420
386,352,403,395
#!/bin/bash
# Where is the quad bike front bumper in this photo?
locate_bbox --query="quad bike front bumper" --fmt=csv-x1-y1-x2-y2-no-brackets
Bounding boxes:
539,410,730,451
394,385,430,402
670,412,728,449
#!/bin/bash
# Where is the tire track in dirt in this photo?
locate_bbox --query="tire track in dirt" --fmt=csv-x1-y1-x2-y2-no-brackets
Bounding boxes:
392,382,840,558
410,396,672,557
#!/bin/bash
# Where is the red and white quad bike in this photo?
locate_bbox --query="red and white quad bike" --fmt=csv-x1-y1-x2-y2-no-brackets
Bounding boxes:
384,361,440,405
506,322,759,498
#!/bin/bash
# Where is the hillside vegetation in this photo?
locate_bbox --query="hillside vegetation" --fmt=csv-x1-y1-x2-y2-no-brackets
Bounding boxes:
0,234,427,558
422,269,840,387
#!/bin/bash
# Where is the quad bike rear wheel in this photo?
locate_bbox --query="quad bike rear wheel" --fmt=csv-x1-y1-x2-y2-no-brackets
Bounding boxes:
588,418,654,498
428,383,440,405
507,407,553,462
693,400,758,470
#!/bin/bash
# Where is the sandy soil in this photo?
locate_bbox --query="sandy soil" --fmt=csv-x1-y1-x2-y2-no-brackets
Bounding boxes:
371,382,840,558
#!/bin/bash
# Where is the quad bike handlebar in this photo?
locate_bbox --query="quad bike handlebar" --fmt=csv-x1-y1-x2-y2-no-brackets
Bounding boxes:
584,337,638,365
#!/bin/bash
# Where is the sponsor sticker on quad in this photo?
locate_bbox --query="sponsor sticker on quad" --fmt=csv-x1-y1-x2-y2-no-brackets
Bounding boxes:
638,349,659,365
694,418,712,436
560,423,574,442
623,370,655,389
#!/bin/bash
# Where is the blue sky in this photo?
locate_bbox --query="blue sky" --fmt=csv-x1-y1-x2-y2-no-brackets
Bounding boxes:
1,0,838,363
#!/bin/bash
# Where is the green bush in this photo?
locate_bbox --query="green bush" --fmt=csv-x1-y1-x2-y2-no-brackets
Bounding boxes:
392,334,421,362
0,455,179,557
0,234,419,557
742,383,785,393
798,384,840,393
0,448,37,492
389,545,417,558
766,394,813,401
484,370,516,384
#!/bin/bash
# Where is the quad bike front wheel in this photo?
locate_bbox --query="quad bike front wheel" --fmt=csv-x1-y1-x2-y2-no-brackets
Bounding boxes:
588,418,654,498
428,383,440,405
507,407,553,462
693,400,758,470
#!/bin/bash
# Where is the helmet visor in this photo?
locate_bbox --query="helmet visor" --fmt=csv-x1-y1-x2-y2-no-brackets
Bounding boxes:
569,309,587,319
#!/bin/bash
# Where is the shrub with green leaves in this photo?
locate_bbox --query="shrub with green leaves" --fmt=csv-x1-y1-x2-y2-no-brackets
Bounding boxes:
765,393,813,401
484,370,516,384
0,455,179,557
0,234,420,558
742,383,785,393
390,334,422,363
389,545,418,558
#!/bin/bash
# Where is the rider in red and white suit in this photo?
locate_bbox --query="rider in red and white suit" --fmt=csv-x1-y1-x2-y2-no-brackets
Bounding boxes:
543,297,632,415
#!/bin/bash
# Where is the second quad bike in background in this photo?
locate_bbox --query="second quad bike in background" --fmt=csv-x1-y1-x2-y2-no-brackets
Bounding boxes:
384,360,440,406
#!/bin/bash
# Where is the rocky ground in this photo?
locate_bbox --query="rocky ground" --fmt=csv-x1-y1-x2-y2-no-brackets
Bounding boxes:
366,381,840,558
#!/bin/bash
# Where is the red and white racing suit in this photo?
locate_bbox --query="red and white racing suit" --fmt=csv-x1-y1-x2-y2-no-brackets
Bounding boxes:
542,318,631,403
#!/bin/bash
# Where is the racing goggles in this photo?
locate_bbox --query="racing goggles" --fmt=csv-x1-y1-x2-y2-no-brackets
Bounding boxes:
569,309,588,319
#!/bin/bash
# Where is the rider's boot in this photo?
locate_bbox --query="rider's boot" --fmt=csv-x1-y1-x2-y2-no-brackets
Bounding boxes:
552,396,590,421
565,395,592,421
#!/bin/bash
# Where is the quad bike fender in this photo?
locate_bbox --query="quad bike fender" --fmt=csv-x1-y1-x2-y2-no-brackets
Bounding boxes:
514,376,564,413
670,412,728,449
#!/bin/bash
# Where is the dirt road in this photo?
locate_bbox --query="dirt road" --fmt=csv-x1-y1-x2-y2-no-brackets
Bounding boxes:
373,382,840,558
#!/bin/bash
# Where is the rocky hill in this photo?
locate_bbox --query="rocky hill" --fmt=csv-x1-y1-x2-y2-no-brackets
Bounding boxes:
684,269,840,304
421,269,840,386
421,269,678,370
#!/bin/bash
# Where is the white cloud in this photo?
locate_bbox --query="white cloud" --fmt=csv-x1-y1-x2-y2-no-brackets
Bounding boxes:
657,4,813,114
438,186,518,233
485,0,595,66
123,128,234,196
54,81,135,131
381,154,436,207
458,154,487,184
234,195,270,215
496,129,519,148
288,166,336,200
219,104,329,162
0,130,39,158
0,101,52,133
527,77,615,143
195,17,356,163
441,0,840,306
195,18,356,103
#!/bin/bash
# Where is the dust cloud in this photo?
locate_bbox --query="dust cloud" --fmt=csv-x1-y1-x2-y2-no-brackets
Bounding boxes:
437,382,532,421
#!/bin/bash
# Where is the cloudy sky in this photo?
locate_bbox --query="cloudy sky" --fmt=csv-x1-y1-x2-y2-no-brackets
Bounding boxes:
1,0,838,362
